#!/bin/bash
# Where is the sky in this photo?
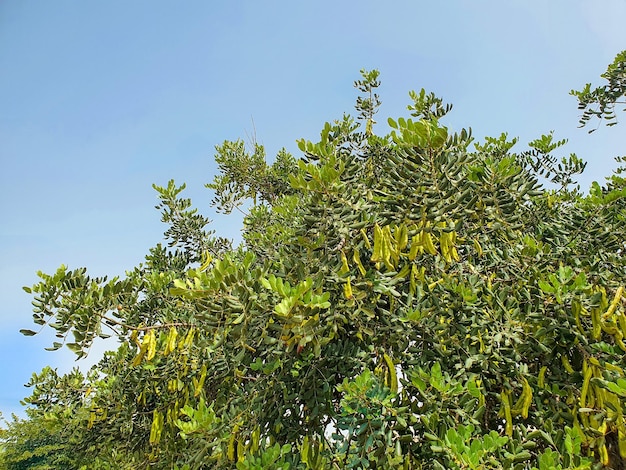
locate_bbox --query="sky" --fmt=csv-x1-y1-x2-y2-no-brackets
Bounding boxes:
1,0,625,420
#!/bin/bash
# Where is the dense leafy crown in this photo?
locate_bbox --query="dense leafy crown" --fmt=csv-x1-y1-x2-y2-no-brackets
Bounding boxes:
2,57,626,469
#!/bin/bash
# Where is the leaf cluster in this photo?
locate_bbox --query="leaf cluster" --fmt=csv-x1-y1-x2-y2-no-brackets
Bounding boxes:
572,50,626,131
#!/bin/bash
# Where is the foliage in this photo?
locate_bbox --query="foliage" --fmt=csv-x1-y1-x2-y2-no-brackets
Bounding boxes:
0,411,78,469
572,50,626,131
5,57,626,469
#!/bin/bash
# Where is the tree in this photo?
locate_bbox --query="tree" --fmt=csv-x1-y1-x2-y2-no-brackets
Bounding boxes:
8,64,626,469
0,408,78,469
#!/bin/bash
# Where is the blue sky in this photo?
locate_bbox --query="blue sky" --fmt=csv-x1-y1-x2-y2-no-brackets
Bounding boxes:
1,0,625,419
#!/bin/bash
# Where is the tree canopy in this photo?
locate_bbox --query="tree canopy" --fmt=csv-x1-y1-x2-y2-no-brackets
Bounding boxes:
2,53,626,469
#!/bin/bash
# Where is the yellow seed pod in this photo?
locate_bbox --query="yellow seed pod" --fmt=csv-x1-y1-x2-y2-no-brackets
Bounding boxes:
605,286,624,319
561,355,575,374
371,224,383,263
591,307,602,340
360,228,371,249
422,231,437,255
618,312,626,337
408,234,422,260
338,251,350,276
165,326,178,356
500,390,513,437
619,427,626,458
130,329,140,348
580,359,593,408
146,330,157,361
521,377,533,419
149,410,163,445
599,442,610,466
343,278,353,300
473,238,483,257
353,248,366,276
194,364,207,397
228,424,240,461
395,224,409,251
383,353,398,394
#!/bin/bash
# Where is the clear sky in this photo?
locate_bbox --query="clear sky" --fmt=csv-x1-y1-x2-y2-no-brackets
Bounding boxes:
1,0,625,419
